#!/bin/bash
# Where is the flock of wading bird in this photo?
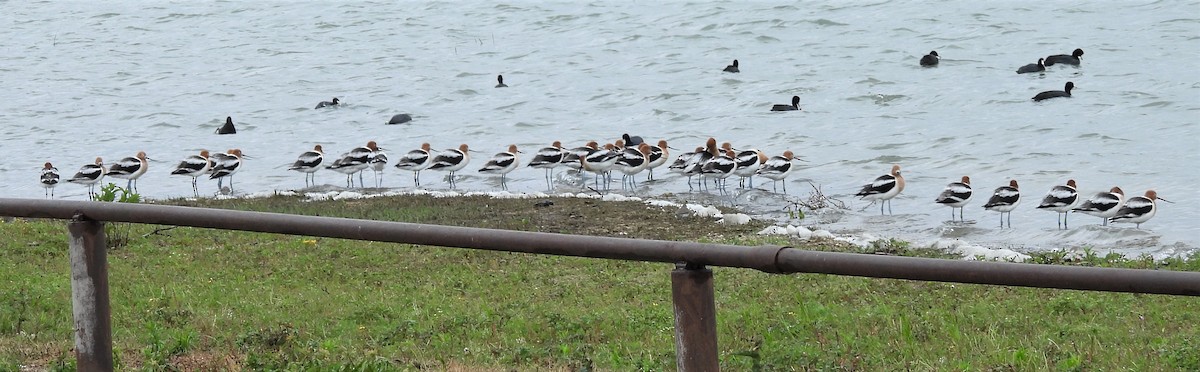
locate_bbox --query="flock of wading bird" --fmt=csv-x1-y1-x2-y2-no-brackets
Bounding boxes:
34,48,1165,229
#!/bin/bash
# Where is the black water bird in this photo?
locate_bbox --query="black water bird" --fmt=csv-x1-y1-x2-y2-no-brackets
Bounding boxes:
315,97,340,109
495,74,508,88
1032,81,1074,102
1016,58,1045,74
919,51,939,67
723,59,740,73
216,116,236,134
387,113,413,125
1044,48,1084,66
771,96,801,111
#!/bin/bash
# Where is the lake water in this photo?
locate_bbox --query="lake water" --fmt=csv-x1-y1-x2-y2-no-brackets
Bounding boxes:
2,1,1197,258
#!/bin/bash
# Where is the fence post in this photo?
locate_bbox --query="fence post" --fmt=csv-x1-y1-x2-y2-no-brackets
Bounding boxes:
672,263,719,371
68,216,113,371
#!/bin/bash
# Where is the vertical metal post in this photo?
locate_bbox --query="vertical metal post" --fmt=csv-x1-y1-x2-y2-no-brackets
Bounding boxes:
68,217,113,371
672,263,719,371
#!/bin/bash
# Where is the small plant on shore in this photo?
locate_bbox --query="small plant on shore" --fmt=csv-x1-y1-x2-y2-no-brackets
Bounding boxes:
95,183,140,249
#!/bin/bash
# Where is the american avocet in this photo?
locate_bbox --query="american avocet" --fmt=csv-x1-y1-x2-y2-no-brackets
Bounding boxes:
1036,179,1079,229
733,148,766,188
369,147,388,188
668,146,703,175
757,150,801,193
209,149,244,193
1016,58,1045,74
327,141,377,188
1110,190,1170,229
645,140,670,181
723,59,740,73
701,148,739,191
983,180,1021,228
108,151,149,192
68,157,106,200
581,143,620,191
562,141,599,172
479,144,520,190
429,144,471,189
771,96,801,111
616,143,652,189
171,150,212,196
315,97,340,109
919,51,939,67
527,141,566,189
40,162,59,198
1033,81,1074,101
935,176,973,222
683,138,719,190
495,75,508,88
289,145,324,187
856,164,904,215
394,143,434,187
1044,48,1084,66
1072,187,1125,226
216,116,236,134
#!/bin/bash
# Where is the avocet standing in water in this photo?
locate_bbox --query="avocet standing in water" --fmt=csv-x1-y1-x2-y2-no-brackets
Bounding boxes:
856,165,904,215
68,157,105,199
40,162,59,198
934,176,973,222
756,150,801,193
429,144,471,189
479,144,521,190
1109,190,1171,229
1036,179,1079,229
209,149,244,193
289,145,324,187
108,151,149,192
1072,186,1125,226
394,143,435,187
171,150,212,197
983,180,1021,228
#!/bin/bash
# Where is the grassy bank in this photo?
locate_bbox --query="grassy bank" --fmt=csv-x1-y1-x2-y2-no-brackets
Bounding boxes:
1,194,1198,371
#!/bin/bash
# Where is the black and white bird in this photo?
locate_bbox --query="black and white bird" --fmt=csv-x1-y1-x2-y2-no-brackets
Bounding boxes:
1072,186,1125,226
645,140,670,181
68,157,106,199
757,150,801,194
327,141,377,188
108,151,149,192
1036,179,1079,229
1044,48,1084,66
40,162,59,198
394,143,435,187
701,148,740,191
289,145,325,187
216,116,236,134
368,146,388,188
732,148,766,188
171,150,212,196
856,164,905,215
919,51,939,67
1109,190,1170,229
479,144,521,190
428,144,472,189
209,149,244,193
983,180,1021,228
527,141,566,190
581,143,621,191
935,176,973,222
615,143,653,189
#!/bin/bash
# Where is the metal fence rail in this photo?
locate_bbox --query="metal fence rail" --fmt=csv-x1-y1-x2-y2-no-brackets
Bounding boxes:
2,198,1198,371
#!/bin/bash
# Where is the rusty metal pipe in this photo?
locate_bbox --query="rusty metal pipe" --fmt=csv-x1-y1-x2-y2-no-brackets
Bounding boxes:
3,198,1199,296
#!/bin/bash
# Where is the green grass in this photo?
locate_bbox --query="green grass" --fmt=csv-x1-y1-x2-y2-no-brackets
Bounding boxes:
1,194,1197,371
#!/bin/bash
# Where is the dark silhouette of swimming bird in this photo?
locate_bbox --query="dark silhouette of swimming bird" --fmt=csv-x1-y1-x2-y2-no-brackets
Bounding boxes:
1044,48,1084,66
919,51,939,67
315,97,340,109
1032,81,1074,102
723,59,740,73
621,133,644,148
495,75,508,88
387,114,413,125
216,116,236,134
771,96,801,111
1016,58,1045,74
